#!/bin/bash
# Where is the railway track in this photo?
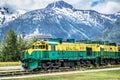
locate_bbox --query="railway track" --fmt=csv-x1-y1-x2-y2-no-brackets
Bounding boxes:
0,64,120,78
0,68,72,77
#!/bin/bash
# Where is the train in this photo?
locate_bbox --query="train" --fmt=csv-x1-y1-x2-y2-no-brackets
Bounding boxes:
20,38,120,70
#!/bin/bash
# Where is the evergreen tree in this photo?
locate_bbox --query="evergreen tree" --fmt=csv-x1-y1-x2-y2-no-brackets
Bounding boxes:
0,44,4,61
0,29,39,61
1,29,18,61
17,36,28,57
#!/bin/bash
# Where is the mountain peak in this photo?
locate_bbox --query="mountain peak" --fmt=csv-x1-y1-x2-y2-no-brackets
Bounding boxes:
46,0,73,9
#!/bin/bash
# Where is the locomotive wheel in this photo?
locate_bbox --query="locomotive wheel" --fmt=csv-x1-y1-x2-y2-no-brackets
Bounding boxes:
100,60,106,66
86,60,91,67
103,59,108,65
69,62,75,68
106,59,110,64
97,57,102,66
118,59,120,64
63,62,69,67
110,59,115,64
91,59,96,66
116,58,120,64
53,61,61,69
42,63,50,70
47,62,53,69
76,61,81,66
80,60,85,67
76,61,84,67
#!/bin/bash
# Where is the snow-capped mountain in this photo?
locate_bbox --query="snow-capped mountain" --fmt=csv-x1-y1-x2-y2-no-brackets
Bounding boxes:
0,1,120,41
0,6,26,27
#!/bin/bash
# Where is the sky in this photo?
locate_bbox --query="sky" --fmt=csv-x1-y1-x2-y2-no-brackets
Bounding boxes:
0,0,120,14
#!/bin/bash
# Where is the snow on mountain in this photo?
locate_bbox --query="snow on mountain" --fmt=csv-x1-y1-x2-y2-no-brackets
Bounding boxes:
0,6,26,27
0,1,119,41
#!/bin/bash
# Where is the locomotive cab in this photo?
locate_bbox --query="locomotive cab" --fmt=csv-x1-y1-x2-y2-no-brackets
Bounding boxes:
21,41,49,70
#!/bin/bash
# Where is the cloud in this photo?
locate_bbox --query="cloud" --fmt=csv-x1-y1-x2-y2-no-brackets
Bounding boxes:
72,0,120,14
0,0,54,10
0,0,120,14
91,1,120,14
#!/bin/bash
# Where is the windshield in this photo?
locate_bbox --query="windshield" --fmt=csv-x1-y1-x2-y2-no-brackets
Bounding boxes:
32,41,48,50
32,45,45,49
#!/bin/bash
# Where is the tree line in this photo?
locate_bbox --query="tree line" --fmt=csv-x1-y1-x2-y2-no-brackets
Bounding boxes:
0,29,37,62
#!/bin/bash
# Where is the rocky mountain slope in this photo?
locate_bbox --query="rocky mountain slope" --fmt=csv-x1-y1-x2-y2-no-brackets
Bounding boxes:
97,18,120,44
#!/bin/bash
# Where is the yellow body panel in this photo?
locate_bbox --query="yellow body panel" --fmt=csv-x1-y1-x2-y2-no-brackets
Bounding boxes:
104,45,118,52
27,48,48,55
30,41,119,54
56,43,100,51
28,48,34,55
92,45,100,52
48,45,51,51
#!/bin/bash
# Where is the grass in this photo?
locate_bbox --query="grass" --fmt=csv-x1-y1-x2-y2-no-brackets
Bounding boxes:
0,62,20,66
11,70,120,80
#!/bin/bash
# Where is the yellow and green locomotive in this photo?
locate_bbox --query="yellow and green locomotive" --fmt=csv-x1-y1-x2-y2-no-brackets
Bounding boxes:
20,38,120,70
